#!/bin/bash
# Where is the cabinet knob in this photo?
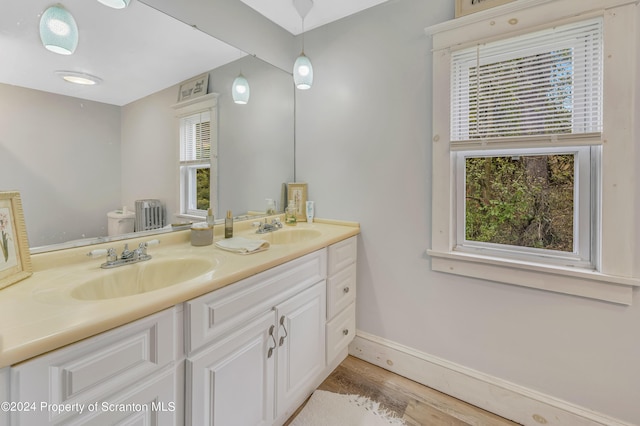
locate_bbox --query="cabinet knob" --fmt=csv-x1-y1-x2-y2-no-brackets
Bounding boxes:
342,329,349,336
343,286,350,294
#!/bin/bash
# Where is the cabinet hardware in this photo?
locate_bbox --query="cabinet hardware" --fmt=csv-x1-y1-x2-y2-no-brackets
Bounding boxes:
268,325,277,358
279,316,288,346
343,286,350,294
343,329,349,336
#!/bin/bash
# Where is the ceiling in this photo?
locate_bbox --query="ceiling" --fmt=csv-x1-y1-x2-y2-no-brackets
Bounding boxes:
240,0,389,35
0,0,387,106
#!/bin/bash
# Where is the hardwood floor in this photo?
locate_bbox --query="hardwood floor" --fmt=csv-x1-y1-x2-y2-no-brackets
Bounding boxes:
286,356,520,425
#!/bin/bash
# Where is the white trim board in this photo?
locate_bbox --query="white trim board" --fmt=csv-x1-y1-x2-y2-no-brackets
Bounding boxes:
349,331,633,426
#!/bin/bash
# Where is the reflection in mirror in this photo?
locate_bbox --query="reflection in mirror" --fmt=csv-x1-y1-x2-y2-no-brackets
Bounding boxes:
0,1,294,252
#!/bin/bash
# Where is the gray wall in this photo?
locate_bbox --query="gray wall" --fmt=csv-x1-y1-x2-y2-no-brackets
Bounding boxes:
0,84,121,247
295,0,639,424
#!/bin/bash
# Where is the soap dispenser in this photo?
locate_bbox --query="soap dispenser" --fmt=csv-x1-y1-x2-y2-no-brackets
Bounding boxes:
266,198,276,215
207,208,215,227
225,210,233,238
285,200,297,226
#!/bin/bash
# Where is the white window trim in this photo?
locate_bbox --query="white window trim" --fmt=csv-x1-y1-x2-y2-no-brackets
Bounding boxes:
172,93,219,220
425,0,640,304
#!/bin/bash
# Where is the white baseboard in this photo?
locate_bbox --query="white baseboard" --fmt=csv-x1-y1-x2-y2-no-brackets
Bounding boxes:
349,331,632,426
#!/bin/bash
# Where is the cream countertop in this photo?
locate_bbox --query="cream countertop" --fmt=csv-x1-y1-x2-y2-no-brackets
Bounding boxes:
0,218,359,368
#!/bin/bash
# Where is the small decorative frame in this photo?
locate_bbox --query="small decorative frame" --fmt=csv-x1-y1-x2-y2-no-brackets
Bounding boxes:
177,73,209,102
287,183,308,221
455,0,516,17
0,191,32,290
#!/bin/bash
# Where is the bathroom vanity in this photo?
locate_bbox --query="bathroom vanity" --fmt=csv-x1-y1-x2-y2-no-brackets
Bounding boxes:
0,219,358,425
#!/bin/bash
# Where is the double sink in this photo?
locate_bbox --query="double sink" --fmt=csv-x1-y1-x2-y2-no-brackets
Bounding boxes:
67,228,322,301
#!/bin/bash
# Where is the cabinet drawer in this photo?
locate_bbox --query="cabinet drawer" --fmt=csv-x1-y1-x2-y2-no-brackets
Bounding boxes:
328,236,357,276
12,308,176,425
327,263,356,320
326,303,356,363
186,249,327,354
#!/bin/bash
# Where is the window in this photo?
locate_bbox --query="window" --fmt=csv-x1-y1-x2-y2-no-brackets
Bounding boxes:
427,0,640,304
450,19,602,268
457,147,597,268
174,95,218,218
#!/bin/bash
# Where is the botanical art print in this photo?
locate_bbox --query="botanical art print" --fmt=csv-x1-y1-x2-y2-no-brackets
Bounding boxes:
0,191,32,290
0,207,17,268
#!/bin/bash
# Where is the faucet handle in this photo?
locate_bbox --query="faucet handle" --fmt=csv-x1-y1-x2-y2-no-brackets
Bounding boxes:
106,248,117,263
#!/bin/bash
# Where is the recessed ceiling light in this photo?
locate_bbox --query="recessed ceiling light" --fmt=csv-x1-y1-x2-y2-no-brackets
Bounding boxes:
96,0,131,9
55,71,103,85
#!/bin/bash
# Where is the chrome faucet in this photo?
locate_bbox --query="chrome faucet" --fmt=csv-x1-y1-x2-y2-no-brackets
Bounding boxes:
256,218,283,234
87,239,160,269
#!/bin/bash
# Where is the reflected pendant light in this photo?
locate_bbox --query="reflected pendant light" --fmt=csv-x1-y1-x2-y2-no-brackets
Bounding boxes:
97,0,131,9
232,74,250,104
293,0,314,90
39,5,79,55
293,52,313,90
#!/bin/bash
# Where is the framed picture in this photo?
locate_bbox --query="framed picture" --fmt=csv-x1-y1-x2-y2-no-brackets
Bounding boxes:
0,191,32,290
177,73,209,102
455,0,516,18
287,183,308,221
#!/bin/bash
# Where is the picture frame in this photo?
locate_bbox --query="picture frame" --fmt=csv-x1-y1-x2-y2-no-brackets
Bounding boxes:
455,0,516,18
0,191,32,290
177,72,209,102
287,183,308,222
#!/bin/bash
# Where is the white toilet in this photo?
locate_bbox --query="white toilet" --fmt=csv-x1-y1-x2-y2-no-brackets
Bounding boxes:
107,209,136,236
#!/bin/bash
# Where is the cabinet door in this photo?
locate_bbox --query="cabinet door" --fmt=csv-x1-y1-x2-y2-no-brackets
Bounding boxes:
70,367,178,426
276,280,326,419
186,311,276,426
0,367,8,426
11,308,176,426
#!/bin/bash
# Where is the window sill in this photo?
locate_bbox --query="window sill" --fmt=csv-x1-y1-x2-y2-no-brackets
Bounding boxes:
427,249,639,305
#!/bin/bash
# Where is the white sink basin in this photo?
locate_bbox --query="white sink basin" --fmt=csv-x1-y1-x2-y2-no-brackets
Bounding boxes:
264,228,322,245
70,258,216,300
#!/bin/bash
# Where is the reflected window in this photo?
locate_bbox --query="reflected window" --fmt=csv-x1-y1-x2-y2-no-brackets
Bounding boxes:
180,110,215,216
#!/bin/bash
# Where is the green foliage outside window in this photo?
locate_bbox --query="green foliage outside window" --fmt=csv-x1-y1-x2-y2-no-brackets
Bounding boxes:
196,168,210,211
465,155,574,252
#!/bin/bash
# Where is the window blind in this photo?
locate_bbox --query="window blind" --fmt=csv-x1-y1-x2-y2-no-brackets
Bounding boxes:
451,18,603,141
180,111,211,163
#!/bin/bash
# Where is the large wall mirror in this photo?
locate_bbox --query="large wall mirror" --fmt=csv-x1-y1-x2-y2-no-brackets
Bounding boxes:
0,0,294,251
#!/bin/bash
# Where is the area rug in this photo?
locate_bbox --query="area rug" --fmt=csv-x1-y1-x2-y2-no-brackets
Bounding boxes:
290,390,406,425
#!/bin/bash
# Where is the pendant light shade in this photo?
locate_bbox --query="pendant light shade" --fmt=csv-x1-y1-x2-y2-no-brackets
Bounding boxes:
97,0,131,9
293,53,313,90
232,74,250,104
39,5,78,55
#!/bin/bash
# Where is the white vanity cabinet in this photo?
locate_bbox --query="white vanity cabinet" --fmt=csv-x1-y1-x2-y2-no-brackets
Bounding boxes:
184,249,327,426
1,367,9,426
10,308,179,426
6,233,358,426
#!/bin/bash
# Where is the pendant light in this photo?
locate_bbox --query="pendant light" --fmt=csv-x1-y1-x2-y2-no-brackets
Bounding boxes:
232,73,250,104
39,4,79,55
293,53,313,90
96,0,131,9
293,0,314,90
